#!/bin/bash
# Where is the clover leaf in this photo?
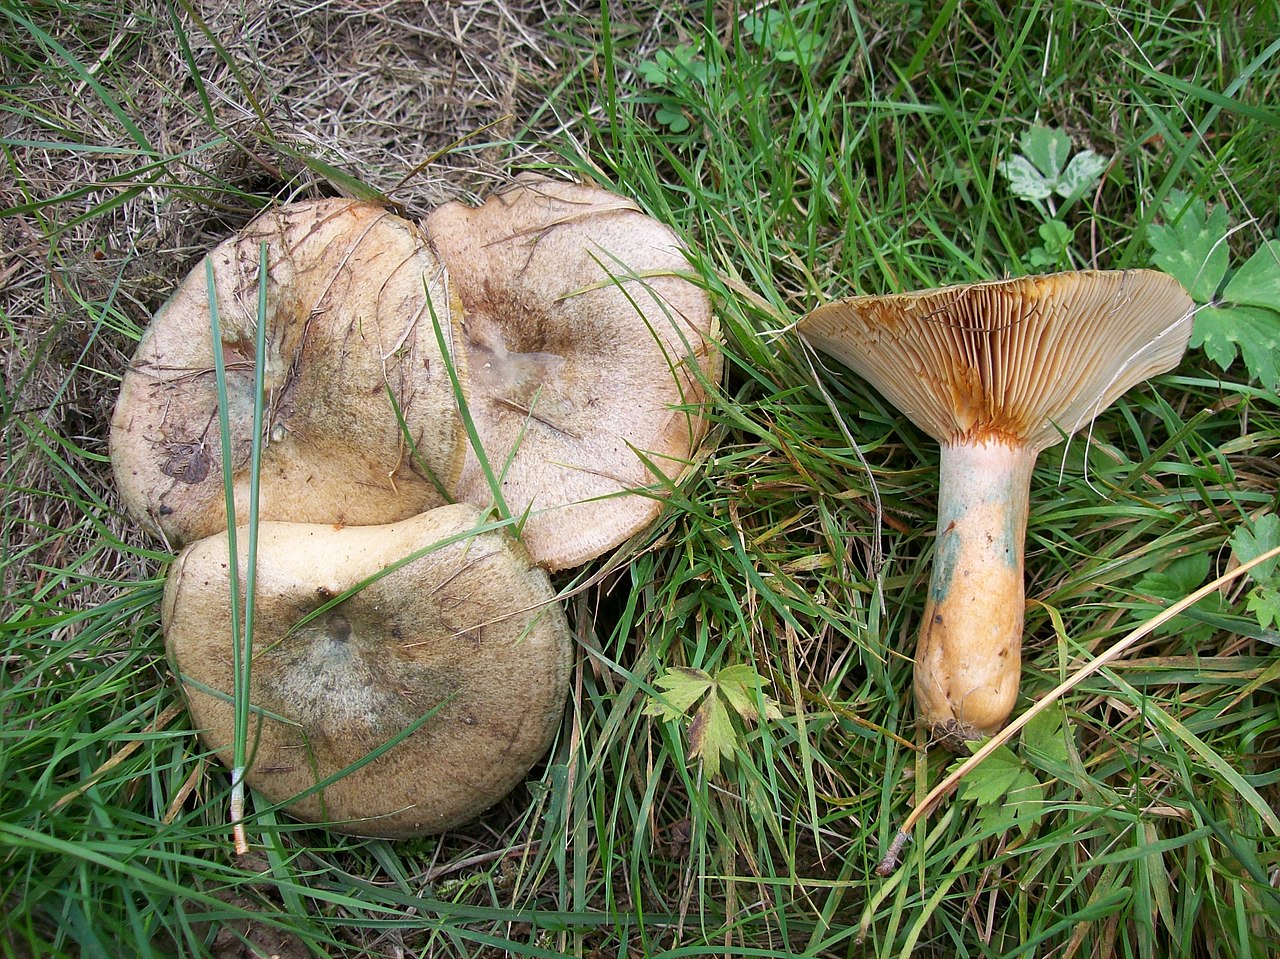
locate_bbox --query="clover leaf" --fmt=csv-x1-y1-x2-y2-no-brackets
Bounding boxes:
999,126,1109,210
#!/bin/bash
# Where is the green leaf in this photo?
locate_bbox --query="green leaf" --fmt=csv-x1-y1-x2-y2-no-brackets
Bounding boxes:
640,46,716,90
1140,553,1212,596
1008,777,1047,837
1191,305,1245,370
654,104,691,133
1021,126,1072,180
957,745,1025,806
1022,704,1070,768
1230,513,1280,583
1223,240,1280,310
1230,514,1280,631
1039,220,1073,248
742,11,822,63
687,693,736,779
954,744,1047,837
1191,304,1280,390
999,154,1054,201
1055,150,1108,200
644,667,713,721
1029,221,1074,268
646,664,781,777
715,663,782,723
1246,587,1280,631
1134,554,1228,641
999,127,1108,208
637,58,669,85
1148,191,1230,301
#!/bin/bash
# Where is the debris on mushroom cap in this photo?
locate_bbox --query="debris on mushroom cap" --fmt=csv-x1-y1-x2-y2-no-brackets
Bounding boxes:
110,198,468,547
427,174,720,571
799,270,1193,450
162,504,571,839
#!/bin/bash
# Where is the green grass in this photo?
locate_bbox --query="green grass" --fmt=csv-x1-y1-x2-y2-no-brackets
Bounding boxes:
4,0,1280,956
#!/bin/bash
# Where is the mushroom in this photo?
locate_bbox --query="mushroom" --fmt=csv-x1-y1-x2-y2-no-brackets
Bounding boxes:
162,503,571,838
427,174,720,571
799,270,1193,746
110,198,467,546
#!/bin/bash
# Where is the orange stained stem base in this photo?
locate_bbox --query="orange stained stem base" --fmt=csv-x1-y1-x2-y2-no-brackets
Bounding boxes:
913,438,1038,746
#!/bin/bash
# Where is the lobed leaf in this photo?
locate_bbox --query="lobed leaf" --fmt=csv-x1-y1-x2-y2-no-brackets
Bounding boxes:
1021,125,1072,180
645,666,714,721
1021,704,1070,769
1133,554,1229,642
1222,240,1280,310
1230,513,1280,583
687,693,736,779
998,154,1054,201
1055,149,1108,200
999,126,1108,206
1191,304,1280,390
1149,190,1230,301
714,663,783,723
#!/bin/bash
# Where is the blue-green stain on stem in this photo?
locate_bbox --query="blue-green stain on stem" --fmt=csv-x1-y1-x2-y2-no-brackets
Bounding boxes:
927,514,1021,604
926,445,1029,603
929,520,961,603
1000,495,1022,569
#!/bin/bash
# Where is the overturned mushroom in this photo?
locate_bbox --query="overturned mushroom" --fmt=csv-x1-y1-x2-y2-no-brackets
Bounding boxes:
800,270,1192,746
110,199,467,546
427,174,720,571
162,504,570,838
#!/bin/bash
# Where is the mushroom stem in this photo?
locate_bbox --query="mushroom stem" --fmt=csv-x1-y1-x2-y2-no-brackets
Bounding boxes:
913,438,1038,747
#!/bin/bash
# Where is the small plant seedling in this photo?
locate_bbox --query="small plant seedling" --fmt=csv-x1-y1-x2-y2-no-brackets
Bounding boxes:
947,705,1070,839
636,45,720,134
1230,513,1280,630
1028,220,1075,269
1149,190,1280,390
741,8,825,65
645,664,781,779
999,125,1110,215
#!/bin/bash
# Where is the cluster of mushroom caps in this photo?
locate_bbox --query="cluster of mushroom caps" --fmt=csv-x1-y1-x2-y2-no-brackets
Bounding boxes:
800,269,1194,749
110,176,720,838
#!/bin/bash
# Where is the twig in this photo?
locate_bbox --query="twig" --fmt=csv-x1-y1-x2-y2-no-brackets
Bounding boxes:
421,842,539,883
876,542,1280,876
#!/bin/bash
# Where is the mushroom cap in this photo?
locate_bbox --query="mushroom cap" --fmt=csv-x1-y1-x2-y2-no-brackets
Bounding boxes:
427,174,720,571
110,198,467,546
799,270,1193,451
162,504,571,838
